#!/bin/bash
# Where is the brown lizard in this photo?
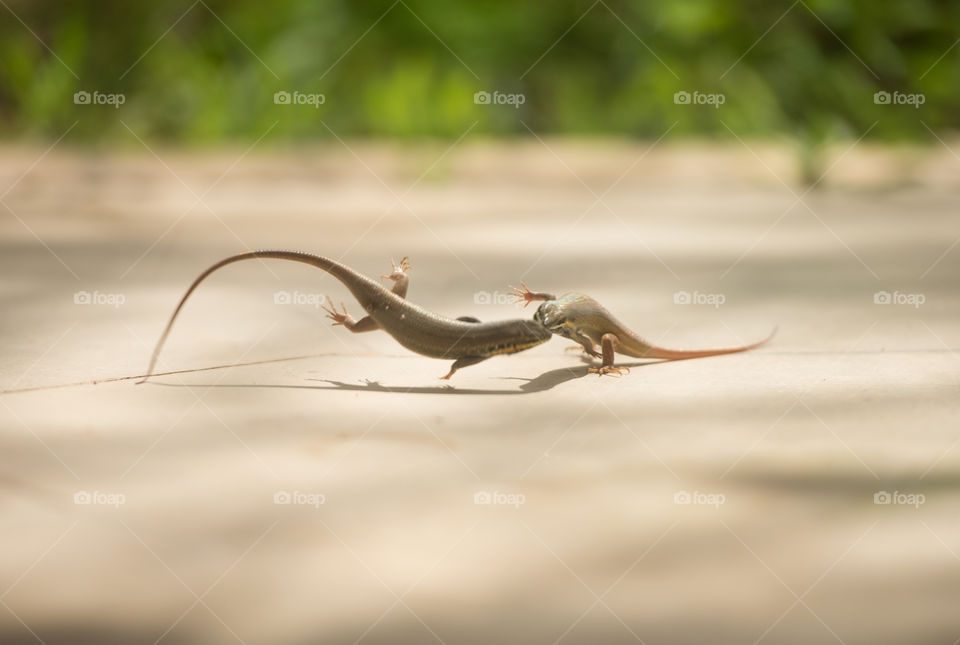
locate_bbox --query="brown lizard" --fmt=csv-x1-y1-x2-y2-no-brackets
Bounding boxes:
511,284,774,376
139,252,551,382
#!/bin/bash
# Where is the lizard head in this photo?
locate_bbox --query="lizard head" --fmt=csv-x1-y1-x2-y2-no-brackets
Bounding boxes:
533,298,577,338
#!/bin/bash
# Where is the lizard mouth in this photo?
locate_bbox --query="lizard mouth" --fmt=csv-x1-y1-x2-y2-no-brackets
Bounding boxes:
533,303,567,333
553,324,575,338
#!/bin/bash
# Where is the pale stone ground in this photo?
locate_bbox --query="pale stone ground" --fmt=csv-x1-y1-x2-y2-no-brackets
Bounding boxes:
1,140,958,644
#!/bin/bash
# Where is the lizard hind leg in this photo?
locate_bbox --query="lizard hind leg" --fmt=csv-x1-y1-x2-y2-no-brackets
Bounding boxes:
440,356,488,380
587,333,631,376
320,299,380,333
322,255,413,333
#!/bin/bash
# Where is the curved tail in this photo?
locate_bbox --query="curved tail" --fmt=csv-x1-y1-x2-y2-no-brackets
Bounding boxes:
138,251,377,383
619,326,777,360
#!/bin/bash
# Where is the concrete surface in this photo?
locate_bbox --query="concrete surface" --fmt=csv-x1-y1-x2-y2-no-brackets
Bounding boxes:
1,140,959,644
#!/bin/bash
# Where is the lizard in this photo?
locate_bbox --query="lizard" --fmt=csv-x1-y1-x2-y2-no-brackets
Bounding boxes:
138,251,551,382
510,284,775,376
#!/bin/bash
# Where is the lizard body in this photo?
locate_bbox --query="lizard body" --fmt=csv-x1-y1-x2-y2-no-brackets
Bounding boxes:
140,251,551,382
513,286,774,376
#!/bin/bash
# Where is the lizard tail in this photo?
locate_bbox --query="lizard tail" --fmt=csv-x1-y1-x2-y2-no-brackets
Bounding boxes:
618,326,777,360
137,250,377,384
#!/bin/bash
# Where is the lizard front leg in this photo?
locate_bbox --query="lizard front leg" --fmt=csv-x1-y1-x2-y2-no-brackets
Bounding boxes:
440,355,489,380
587,332,630,376
509,282,556,307
381,256,411,298
566,329,600,358
321,256,412,332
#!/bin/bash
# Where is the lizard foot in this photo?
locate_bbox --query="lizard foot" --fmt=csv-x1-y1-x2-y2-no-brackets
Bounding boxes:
320,299,350,326
508,282,553,307
381,256,411,280
587,365,631,377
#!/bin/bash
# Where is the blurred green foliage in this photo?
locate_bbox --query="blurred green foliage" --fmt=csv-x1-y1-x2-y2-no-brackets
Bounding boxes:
0,0,956,144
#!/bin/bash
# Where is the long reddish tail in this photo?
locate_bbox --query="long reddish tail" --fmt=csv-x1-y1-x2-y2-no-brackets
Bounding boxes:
620,327,776,360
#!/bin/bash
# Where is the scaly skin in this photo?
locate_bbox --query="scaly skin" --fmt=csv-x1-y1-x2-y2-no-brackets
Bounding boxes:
139,252,551,382
511,284,774,376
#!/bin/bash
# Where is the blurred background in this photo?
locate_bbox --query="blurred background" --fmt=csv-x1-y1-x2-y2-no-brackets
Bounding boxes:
2,2,960,645
3,0,958,150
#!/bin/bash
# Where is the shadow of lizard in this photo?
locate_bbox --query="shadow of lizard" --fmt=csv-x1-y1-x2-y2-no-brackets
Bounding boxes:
147,360,664,396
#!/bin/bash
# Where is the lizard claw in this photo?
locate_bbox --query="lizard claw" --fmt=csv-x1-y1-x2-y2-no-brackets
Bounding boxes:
509,282,538,307
382,256,411,280
587,365,630,377
321,298,350,326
